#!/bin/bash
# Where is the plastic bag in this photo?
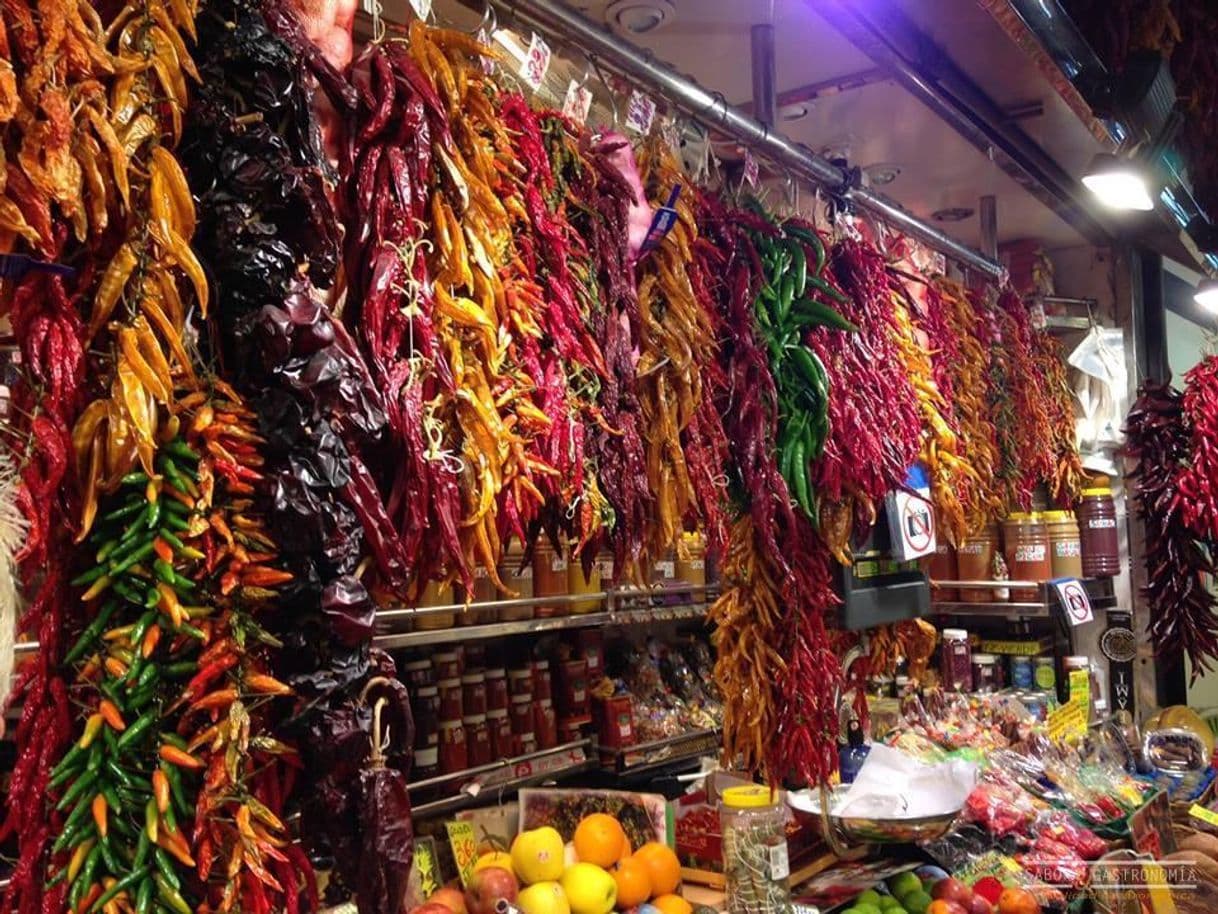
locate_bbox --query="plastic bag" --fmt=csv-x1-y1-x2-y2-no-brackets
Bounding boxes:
1068,325,1127,469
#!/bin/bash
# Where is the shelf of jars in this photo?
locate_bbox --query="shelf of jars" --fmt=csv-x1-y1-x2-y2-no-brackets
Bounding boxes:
930,577,1117,618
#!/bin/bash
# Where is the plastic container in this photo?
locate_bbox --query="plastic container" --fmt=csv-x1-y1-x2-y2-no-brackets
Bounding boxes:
1034,656,1056,692
533,541,569,618
465,715,491,767
557,658,589,717
497,550,533,621
956,525,999,603
411,685,440,750
1078,487,1121,577
534,700,558,750
1009,656,1033,690
940,628,972,691
1003,513,1051,601
971,654,999,693
720,786,792,914
485,668,508,713
487,709,512,759
439,720,467,774
461,672,487,717
676,532,707,600
1043,510,1084,579
567,550,601,613
509,693,533,736
402,658,434,690
414,580,455,630
928,541,959,602
532,660,553,703
437,678,463,721
433,651,461,681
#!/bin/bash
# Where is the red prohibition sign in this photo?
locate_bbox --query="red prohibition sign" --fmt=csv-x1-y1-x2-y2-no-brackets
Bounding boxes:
1063,581,1089,620
903,499,932,551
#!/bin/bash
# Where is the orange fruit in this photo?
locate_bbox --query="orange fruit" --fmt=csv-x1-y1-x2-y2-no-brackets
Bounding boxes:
651,894,692,914
611,857,652,908
617,831,632,863
634,842,681,897
996,888,1038,914
573,814,627,868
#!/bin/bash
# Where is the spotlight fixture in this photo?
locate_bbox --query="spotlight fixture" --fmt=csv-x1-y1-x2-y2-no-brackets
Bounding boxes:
931,206,974,223
864,163,902,187
1081,153,1155,212
605,0,674,36
1195,278,1218,312
779,103,809,122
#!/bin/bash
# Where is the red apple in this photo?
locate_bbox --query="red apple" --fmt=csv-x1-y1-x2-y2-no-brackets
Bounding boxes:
430,887,469,914
931,879,974,908
971,879,1004,906
465,867,519,914
967,895,993,914
412,905,455,914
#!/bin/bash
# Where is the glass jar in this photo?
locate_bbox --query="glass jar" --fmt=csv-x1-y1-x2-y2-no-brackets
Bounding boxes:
532,660,553,702
414,580,455,630
1042,510,1084,579
462,672,487,717
402,658,434,690
411,685,440,750
720,786,792,914
508,667,534,698
533,542,568,618
1003,513,1051,601
438,720,467,774
940,628,972,691
437,678,463,721
1033,656,1056,693
534,700,558,750
485,668,508,713
487,709,512,759
1009,656,1033,690
956,525,998,603
509,693,533,736
676,531,708,601
1078,487,1120,577
465,714,491,767
433,651,461,681
928,541,959,602
567,550,601,613
497,549,534,621
971,654,998,694
414,746,439,781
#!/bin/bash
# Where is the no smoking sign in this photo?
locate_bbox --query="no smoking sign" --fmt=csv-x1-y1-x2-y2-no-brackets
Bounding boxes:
1052,577,1094,626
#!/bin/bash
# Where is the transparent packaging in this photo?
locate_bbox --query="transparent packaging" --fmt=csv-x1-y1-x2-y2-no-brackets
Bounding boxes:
720,786,792,914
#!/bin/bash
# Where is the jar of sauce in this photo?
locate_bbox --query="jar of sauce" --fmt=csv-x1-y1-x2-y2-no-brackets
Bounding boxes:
956,525,998,603
509,693,533,736
456,565,495,625
497,549,534,621
1003,513,1051,601
1078,487,1120,577
508,667,533,698
465,715,491,767
402,658,435,690
437,678,463,721
927,541,959,602
487,709,512,758
532,660,553,702
414,580,455,630
485,668,508,712
534,700,558,750
516,731,537,756
414,746,439,781
439,720,467,774
971,654,998,693
940,628,972,691
411,685,440,749
433,651,461,681
567,550,601,613
676,532,707,601
461,672,487,716
1043,510,1084,578
533,541,568,617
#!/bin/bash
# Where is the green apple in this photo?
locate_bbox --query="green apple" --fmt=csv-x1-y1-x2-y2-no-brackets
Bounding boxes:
858,890,883,907
888,872,923,901
903,892,932,914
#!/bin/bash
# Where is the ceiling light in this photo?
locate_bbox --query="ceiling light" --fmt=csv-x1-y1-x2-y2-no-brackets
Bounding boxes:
779,104,809,122
864,163,902,186
1081,153,1155,211
605,0,674,35
931,206,974,223
1195,278,1218,312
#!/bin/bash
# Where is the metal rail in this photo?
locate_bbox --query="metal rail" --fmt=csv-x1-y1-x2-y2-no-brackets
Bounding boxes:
470,0,1005,280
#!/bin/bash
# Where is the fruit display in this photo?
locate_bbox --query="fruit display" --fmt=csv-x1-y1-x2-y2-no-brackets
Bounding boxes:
838,869,1043,914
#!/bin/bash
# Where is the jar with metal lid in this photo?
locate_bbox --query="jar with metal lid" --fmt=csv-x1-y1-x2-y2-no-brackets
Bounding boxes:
508,667,533,697
438,720,467,774
1078,487,1120,577
720,786,792,914
956,525,998,603
433,651,460,681
940,628,972,691
465,715,491,767
1042,510,1083,579
1009,656,1033,690
509,693,533,736
534,700,558,750
532,660,553,702
485,668,508,712
971,654,998,694
414,746,439,781
462,672,487,716
411,685,440,749
437,678,463,721
1003,513,1051,601
516,731,538,756
1033,656,1056,692
487,709,512,758
402,658,434,690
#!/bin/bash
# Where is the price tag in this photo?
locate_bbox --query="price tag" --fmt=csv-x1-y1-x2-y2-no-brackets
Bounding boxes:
412,837,441,900
519,32,551,92
1052,577,1093,626
625,89,656,135
446,821,479,887
742,149,759,188
408,0,431,20
1047,699,1086,742
562,80,593,126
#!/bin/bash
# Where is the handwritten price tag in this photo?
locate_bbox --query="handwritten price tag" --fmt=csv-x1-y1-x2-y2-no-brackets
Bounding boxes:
625,90,656,135
742,149,759,188
445,821,478,887
408,0,431,20
562,80,593,126
520,32,551,92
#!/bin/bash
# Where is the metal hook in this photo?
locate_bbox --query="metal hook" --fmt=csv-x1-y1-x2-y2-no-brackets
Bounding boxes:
587,54,619,132
471,0,497,36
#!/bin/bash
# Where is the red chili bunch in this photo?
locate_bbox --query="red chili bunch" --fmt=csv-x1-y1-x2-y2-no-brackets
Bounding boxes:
1125,379,1218,678
996,289,1053,510
2,269,83,914
1033,332,1085,506
1176,355,1218,541
808,238,921,529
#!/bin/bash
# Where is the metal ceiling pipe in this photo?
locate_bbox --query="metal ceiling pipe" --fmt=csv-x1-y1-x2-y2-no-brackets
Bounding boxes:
806,0,1111,246
750,24,777,127
980,195,998,260
471,0,1005,280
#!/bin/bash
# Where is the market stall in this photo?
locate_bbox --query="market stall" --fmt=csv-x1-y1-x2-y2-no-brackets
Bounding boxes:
0,0,1213,913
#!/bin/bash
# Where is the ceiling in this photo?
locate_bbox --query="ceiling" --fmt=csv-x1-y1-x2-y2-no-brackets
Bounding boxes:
415,0,1118,252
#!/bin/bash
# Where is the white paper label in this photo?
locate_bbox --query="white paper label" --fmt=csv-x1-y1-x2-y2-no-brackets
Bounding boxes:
768,842,790,880
477,28,494,75
550,555,568,573
408,0,431,20
1014,544,1047,563
687,559,705,570
1053,577,1094,626
743,150,759,188
655,561,675,580
625,90,656,134
520,33,551,92
562,80,593,126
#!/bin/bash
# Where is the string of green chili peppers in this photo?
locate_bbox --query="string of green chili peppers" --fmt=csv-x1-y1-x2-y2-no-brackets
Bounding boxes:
54,436,205,914
751,218,857,521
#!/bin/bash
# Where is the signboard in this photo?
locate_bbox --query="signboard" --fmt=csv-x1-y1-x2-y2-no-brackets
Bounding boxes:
886,488,936,561
1051,577,1093,626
